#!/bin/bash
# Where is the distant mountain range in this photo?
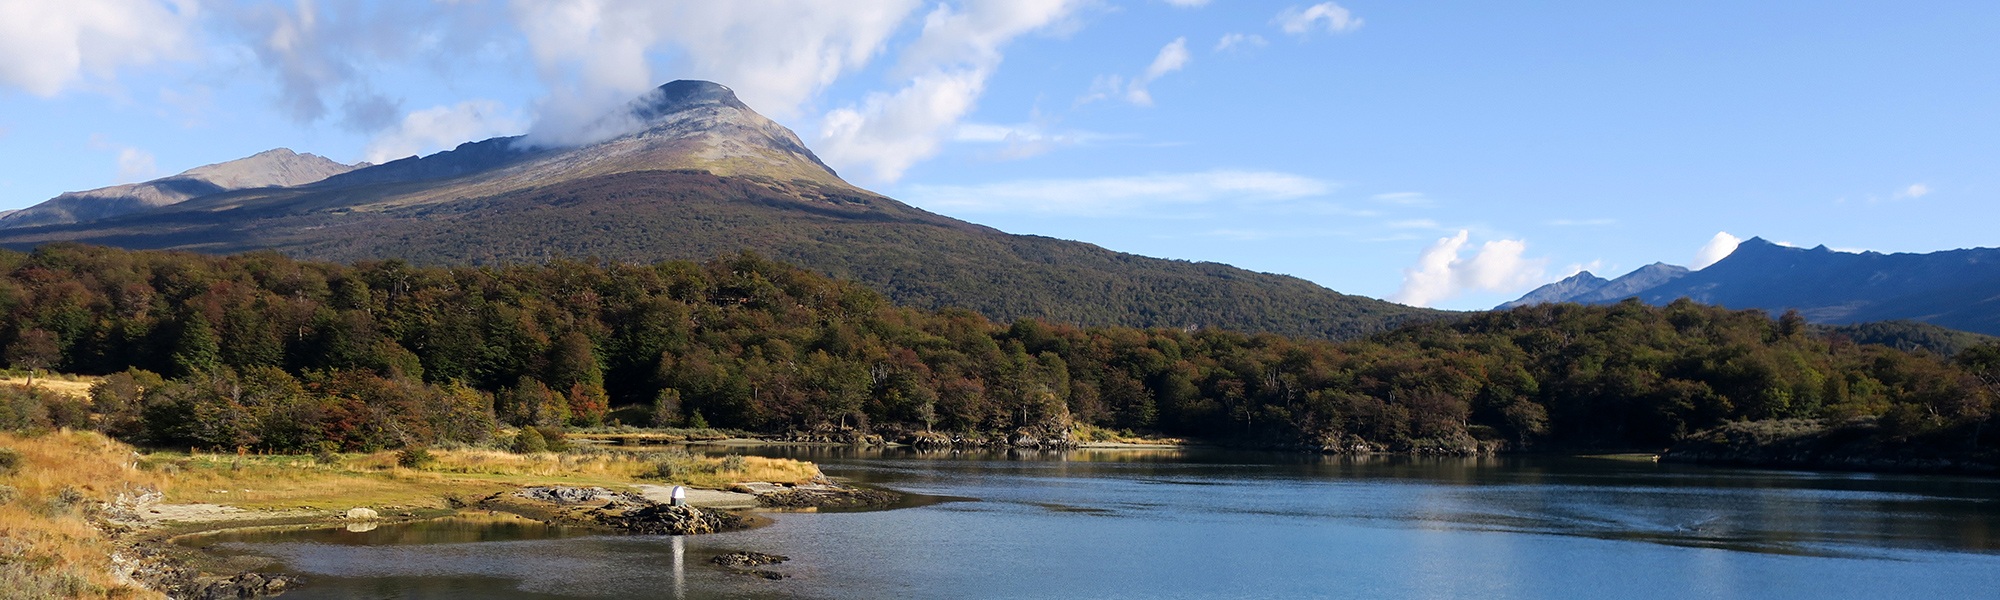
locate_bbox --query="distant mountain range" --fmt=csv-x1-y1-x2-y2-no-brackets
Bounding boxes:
1505,237,2000,336
1,149,358,228
0,80,1434,340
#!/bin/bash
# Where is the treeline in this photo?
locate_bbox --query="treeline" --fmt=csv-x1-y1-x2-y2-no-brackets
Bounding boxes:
0,243,1993,455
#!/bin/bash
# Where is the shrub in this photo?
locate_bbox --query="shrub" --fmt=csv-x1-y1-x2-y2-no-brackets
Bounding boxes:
719,454,747,473
396,446,435,469
511,427,548,454
0,446,18,474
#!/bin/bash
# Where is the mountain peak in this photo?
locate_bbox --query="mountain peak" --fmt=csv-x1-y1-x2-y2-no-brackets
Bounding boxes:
633,80,749,122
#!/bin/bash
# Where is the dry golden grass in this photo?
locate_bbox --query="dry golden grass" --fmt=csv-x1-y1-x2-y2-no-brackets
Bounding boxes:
0,375,98,400
161,448,819,510
0,430,166,599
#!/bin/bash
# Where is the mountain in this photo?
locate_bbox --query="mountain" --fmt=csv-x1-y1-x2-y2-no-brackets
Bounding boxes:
1633,238,2000,335
0,148,357,228
1498,271,1608,309
0,81,1435,340
1568,263,1690,304
1497,262,1689,308
1501,237,2000,336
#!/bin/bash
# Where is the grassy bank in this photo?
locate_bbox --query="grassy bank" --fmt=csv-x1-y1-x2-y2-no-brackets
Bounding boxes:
1,428,821,598
161,446,819,511
1,430,165,599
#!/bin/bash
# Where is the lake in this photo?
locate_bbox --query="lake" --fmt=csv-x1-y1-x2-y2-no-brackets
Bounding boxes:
197,447,2000,599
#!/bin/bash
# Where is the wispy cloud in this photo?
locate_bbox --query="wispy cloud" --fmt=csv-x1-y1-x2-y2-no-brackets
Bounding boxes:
88,134,159,184
953,121,1114,160
1277,3,1363,36
1081,37,1193,107
363,100,526,164
1893,183,1931,200
817,1,1087,184
901,169,1335,215
1387,219,1440,229
1215,33,1267,52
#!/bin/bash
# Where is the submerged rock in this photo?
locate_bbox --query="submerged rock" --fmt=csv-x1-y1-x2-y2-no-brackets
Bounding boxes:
711,551,789,568
191,572,301,599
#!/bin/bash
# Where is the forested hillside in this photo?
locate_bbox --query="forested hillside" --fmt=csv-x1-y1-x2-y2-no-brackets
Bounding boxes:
0,244,1993,461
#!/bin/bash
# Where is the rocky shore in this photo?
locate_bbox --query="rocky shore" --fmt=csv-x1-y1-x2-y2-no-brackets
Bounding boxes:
1661,418,2000,475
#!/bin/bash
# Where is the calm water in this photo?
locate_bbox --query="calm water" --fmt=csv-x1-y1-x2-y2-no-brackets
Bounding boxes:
199,448,2000,599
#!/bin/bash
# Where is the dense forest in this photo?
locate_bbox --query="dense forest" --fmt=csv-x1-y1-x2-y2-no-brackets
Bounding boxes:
0,243,1993,460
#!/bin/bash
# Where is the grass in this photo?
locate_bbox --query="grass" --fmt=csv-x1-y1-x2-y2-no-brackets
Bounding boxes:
157,446,820,511
0,374,98,400
0,429,166,599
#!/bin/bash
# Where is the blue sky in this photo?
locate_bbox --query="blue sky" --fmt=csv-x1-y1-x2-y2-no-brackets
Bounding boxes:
2,1,1996,310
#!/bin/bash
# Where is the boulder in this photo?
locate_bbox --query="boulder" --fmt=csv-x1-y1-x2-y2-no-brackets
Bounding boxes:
344,507,378,520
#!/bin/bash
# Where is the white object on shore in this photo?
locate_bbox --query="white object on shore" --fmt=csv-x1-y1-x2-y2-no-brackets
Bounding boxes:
670,486,687,507
345,507,379,520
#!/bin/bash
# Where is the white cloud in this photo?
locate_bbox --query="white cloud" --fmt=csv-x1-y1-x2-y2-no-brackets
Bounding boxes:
1277,2,1363,36
901,169,1334,215
817,0,1084,184
1163,0,1210,6
1387,219,1439,229
0,0,198,96
513,0,925,146
1893,183,1931,200
1127,37,1191,106
114,147,159,183
1692,231,1742,269
362,100,527,164
1215,33,1267,52
1080,37,1193,107
1392,230,1548,307
89,134,158,183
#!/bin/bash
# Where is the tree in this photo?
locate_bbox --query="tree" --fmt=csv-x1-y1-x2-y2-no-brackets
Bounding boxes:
6,328,59,386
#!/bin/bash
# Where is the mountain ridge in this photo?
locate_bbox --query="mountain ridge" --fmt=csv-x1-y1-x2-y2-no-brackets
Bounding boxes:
0,80,1437,340
1502,237,2000,336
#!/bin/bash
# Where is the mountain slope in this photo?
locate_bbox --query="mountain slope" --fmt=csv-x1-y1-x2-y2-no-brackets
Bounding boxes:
1498,271,1608,309
0,148,356,228
0,81,1434,340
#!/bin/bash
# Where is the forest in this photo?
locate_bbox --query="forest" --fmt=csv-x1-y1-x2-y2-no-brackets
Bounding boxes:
0,243,1992,458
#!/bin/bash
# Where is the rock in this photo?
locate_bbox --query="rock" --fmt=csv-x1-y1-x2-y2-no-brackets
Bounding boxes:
755,484,900,509
344,507,378,520
728,568,788,580
193,572,302,599
597,504,749,535
711,551,789,568
517,486,619,504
